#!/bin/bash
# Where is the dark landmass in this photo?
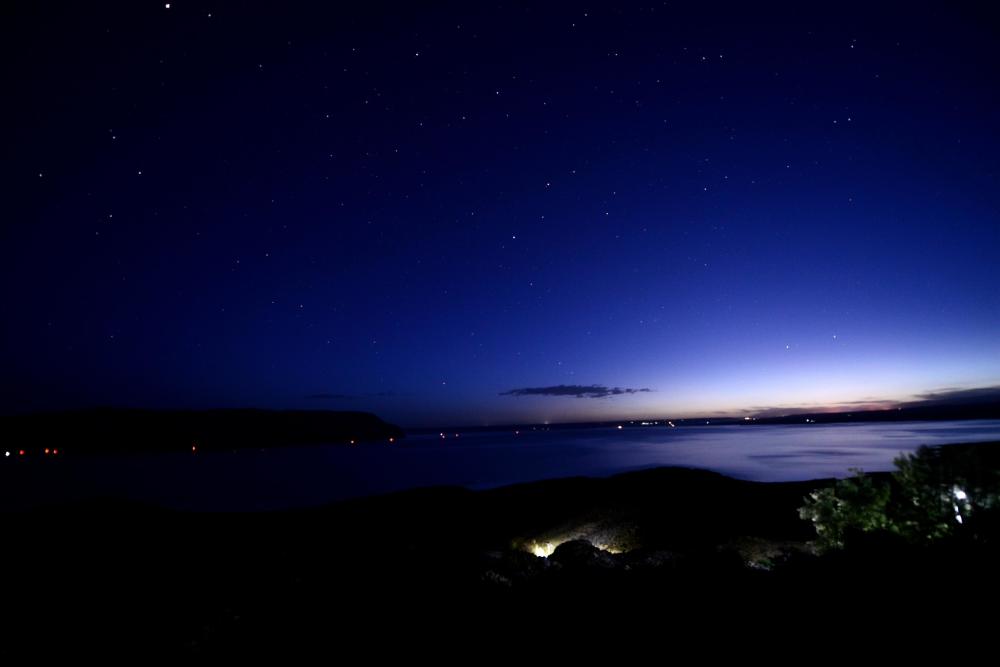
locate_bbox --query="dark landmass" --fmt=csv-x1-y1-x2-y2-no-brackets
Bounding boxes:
740,400,1000,425
7,399,996,459
5,441,1000,656
413,399,1000,433
0,408,404,454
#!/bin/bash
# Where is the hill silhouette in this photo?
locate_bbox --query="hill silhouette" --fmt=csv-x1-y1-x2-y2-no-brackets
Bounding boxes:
0,408,404,454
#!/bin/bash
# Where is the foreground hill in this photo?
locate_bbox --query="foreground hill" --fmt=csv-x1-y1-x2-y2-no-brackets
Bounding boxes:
5,440,1000,656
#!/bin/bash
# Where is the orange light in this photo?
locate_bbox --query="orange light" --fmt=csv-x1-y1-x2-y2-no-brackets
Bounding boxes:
44,448,50,455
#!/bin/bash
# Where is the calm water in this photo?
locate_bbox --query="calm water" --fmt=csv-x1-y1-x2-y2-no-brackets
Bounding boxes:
4,420,1000,510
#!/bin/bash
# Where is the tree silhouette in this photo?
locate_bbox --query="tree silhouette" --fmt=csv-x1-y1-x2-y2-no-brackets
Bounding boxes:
800,445,1000,550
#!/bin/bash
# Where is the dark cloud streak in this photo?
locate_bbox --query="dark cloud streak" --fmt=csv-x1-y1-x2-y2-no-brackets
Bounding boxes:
907,386,1000,405
305,391,403,400
500,384,653,399
740,385,1000,418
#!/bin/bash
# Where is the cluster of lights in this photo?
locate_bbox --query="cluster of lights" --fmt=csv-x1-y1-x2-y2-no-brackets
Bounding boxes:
531,542,556,558
528,538,623,559
4,448,57,458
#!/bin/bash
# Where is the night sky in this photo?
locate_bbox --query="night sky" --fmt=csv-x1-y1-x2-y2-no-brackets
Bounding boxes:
3,2,999,427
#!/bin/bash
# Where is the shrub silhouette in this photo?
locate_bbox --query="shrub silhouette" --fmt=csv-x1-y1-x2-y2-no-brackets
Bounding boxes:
798,469,890,549
800,445,1000,550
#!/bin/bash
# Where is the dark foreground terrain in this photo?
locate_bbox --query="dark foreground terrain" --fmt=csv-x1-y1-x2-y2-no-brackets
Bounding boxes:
5,442,1000,657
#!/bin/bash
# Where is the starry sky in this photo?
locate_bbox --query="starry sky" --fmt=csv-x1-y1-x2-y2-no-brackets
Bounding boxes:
3,1,999,427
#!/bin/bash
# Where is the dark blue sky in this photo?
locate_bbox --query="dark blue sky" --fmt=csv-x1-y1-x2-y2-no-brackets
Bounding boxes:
3,1,998,427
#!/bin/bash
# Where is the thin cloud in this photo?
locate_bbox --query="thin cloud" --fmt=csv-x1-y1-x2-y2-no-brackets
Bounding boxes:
500,384,653,399
742,385,1000,418
745,400,898,418
305,391,403,400
907,386,1000,405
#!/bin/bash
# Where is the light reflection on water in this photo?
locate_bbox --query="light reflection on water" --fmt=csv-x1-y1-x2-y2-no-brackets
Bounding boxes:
3,420,1000,510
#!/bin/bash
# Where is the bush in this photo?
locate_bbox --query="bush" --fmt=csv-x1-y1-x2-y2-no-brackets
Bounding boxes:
799,445,1000,550
799,469,890,550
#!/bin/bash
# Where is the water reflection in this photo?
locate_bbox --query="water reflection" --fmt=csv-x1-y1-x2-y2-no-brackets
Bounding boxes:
2,420,1000,510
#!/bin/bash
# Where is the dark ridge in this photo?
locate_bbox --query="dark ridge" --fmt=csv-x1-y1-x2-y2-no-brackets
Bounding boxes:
744,401,1000,425
0,408,404,454
410,401,1000,432
6,442,1000,656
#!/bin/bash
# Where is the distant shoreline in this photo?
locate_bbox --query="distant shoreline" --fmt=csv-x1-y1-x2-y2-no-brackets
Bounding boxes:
0,408,405,455
408,401,1000,433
